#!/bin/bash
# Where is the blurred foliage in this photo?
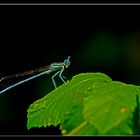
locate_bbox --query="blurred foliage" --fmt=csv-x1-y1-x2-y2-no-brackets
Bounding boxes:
79,32,121,66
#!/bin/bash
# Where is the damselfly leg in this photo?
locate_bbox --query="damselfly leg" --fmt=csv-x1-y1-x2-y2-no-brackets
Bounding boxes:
52,67,66,89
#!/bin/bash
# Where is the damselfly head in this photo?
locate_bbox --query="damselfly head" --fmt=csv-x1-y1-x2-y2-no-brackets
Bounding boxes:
64,56,71,68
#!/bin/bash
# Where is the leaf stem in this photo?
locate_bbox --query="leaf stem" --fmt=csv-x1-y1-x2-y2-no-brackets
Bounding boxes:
67,121,87,136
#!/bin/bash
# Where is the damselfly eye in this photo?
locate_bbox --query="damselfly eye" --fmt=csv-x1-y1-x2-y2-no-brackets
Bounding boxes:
64,56,71,68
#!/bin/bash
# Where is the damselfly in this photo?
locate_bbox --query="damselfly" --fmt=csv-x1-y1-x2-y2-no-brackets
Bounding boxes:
0,56,71,94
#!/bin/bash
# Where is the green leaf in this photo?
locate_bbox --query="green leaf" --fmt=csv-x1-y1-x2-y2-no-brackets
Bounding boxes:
27,72,140,135
27,72,111,129
60,103,99,136
133,94,140,135
83,81,137,135
106,114,134,135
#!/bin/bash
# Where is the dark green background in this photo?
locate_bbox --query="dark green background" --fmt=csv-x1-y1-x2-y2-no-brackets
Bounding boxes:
0,5,140,135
